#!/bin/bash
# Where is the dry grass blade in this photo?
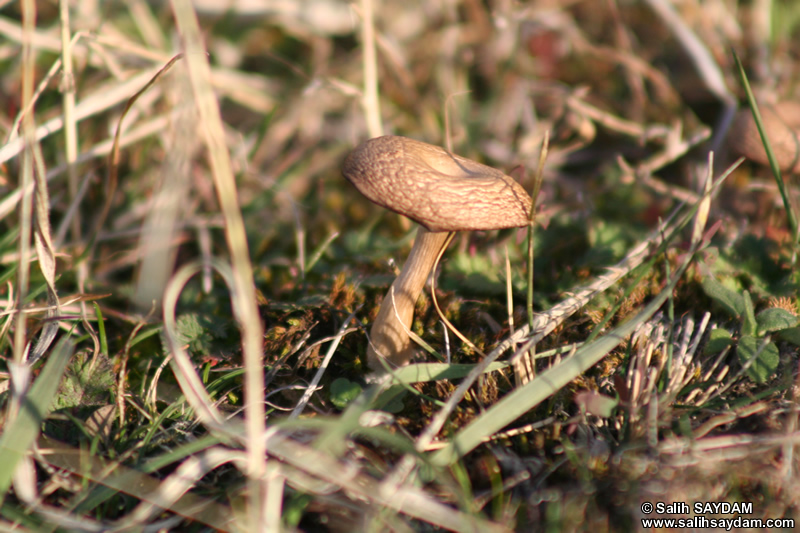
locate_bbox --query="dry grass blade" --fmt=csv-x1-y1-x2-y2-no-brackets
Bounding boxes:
93,53,184,251
0,66,171,166
429,231,486,358
12,0,37,369
358,0,382,138
170,1,267,528
37,437,239,532
58,0,80,244
133,63,197,309
162,260,243,437
28,141,58,362
643,0,734,107
643,0,737,151
691,151,714,246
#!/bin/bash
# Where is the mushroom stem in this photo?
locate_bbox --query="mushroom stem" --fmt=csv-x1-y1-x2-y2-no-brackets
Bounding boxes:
367,228,451,370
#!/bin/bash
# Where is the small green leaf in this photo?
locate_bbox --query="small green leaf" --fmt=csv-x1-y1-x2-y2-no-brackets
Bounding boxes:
56,353,116,409
704,328,733,355
381,395,405,414
329,378,362,409
757,308,800,335
700,276,743,318
164,313,229,357
173,314,213,355
778,327,800,347
737,335,779,384
741,291,757,337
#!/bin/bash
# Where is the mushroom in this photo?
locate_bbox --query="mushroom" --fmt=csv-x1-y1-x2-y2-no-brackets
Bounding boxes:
728,101,800,173
343,135,533,371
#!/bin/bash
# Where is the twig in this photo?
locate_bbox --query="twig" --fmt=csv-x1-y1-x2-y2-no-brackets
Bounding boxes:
290,310,359,418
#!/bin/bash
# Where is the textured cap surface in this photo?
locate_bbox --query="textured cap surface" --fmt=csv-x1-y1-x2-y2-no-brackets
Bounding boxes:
343,136,533,232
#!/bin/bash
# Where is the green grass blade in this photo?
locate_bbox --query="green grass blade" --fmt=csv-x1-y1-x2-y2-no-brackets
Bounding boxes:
733,50,799,243
0,337,75,503
93,302,107,356
306,231,339,273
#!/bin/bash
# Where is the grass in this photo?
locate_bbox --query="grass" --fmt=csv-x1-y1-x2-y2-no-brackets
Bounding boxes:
1,1,800,531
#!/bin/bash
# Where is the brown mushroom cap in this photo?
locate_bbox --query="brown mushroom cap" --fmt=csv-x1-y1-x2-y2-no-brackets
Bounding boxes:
343,136,533,232
728,102,800,173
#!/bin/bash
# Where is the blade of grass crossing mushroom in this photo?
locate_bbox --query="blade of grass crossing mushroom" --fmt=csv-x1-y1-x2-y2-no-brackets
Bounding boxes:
734,51,800,248
395,300,440,358
430,231,489,359
366,286,450,406
370,284,444,371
